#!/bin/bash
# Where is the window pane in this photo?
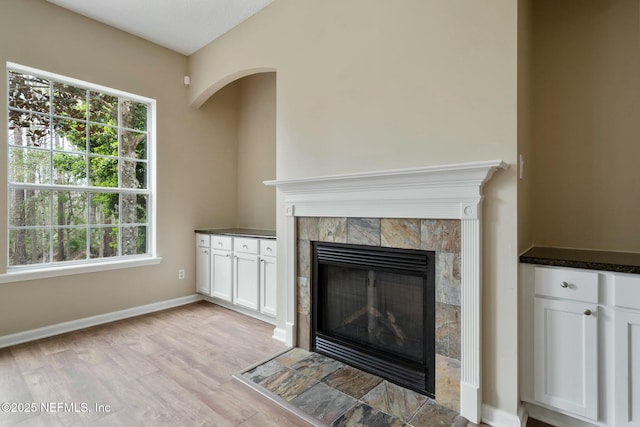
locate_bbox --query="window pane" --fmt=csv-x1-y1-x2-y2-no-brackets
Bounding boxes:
9,189,51,227
121,160,146,189
89,92,117,124
120,99,147,131
9,71,50,114
9,228,51,266
89,124,117,156
90,227,118,259
120,194,147,224
8,112,50,148
89,157,118,187
53,228,87,262
122,226,146,256
53,191,87,226
90,193,119,225
53,82,87,120
9,147,51,184
120,130,146,159
53,117,86,152
53,152,87,186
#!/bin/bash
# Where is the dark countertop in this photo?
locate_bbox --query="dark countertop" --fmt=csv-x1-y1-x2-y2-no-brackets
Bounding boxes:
195,228,276,239
520,246,640,274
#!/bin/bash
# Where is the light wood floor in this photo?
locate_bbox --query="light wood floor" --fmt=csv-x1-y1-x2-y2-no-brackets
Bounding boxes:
0,301,312,427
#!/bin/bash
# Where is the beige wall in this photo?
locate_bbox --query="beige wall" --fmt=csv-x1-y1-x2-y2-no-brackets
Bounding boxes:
0,0,237,335
531,0,640,252
236,73,277,229
190,0,520,416
518,0,534,255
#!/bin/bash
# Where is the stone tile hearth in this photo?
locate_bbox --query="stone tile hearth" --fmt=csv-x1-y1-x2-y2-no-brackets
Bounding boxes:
237,348,461,427
296,217,462,412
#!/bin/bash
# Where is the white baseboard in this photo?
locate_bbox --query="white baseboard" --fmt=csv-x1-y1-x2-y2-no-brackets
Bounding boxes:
0,294,203,349
272,327,287,343
524,402,600,427
482,403,526,427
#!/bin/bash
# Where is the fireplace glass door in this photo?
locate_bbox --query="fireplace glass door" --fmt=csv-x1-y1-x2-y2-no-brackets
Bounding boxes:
322,265,424,363
313,242,435,396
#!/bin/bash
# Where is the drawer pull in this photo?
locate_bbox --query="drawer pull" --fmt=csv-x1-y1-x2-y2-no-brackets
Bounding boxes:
242,245,248,249
584,309,592,316
266,247,272,252
218,242,223,246
560,281,569,288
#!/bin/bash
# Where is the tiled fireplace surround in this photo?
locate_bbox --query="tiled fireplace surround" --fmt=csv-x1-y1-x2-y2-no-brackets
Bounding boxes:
296,217,463,412
266,160,506,424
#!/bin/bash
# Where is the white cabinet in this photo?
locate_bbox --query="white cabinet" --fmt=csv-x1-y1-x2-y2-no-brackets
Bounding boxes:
211,250,233,301
233,238,260,310
196,233,276,322
521,262,640,427
260,239,277,316
234,252,260,310
534,298,598,418
532,266,599,420
614,275,640,427
196,234,210,295
211,235,233,301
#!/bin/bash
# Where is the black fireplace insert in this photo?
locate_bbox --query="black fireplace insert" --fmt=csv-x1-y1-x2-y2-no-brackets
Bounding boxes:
312,241,435,397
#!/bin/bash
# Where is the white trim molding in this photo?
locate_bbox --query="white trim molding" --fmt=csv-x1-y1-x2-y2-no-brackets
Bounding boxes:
482,404,528,427
265,160,507,424
0,294,201,348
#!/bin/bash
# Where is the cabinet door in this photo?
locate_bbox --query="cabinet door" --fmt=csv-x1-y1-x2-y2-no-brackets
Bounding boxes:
196,246,210,295
234,253,259,310
615,310,640,427
260,256,277,316
534,297,598,419
211,250,233,301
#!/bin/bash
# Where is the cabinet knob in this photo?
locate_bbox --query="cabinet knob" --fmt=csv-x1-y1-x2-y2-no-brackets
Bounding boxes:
218,242,223,246
242,245,248,249
204,250,208,254
584,309,592,316
266,247,272,252
560,281,569,288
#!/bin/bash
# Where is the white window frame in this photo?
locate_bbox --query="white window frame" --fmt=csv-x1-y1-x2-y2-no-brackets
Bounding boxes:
1,62,160,283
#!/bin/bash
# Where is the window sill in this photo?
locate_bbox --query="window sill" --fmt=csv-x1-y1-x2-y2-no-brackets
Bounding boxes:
0,257,162,284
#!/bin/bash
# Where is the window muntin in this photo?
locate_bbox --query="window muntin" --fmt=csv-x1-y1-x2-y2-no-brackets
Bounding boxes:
7,65,154,268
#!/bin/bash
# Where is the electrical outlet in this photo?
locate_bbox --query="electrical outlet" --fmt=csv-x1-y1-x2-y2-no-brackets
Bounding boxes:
178,269,185,280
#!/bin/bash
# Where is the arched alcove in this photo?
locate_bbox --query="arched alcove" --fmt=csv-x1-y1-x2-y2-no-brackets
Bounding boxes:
192,67,276,109
199,71,277,230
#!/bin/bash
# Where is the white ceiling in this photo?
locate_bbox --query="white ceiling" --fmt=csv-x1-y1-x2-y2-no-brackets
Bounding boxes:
46,0,273,55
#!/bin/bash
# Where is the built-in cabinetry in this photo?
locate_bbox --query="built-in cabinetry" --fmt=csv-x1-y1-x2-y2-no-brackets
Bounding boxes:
612,276,640,427
520,252,640,427
211,235,233,301
195,232,276,324
196,234,211,295
532,267,598,420
259,239,277,316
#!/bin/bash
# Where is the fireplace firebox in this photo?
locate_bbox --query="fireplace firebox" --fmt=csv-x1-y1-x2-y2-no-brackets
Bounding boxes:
312,241,435,397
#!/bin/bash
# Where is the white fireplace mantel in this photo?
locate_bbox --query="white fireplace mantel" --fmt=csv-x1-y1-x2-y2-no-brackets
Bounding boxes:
264,160,507,424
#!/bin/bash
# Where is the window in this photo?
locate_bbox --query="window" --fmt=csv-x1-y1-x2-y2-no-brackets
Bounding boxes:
7,64,155,269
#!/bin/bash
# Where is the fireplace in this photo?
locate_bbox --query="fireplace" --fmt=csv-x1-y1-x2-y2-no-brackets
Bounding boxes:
312,241,436,396
264,160,506,424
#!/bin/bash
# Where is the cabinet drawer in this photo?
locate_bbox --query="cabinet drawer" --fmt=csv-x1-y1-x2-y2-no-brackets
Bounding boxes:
234,237,258,254
534,266,598,303
260,239,277,257
613,274,640,310
211,235,233,251
196,234,210,248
